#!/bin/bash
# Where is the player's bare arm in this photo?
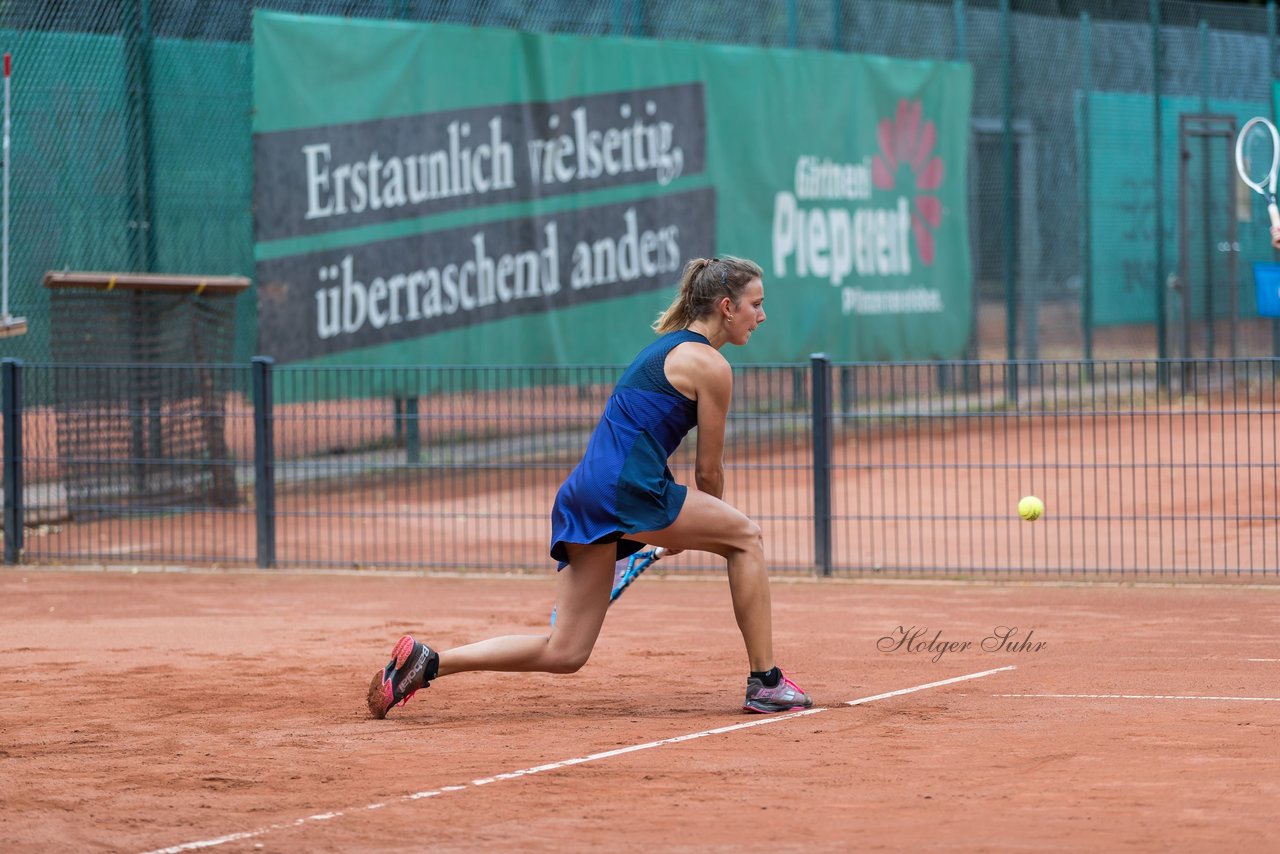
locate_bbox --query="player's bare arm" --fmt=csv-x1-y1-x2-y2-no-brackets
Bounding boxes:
693,354,732,498
664,341,732,498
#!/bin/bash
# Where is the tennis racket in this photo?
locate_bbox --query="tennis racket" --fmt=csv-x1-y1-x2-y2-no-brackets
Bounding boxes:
1235,116,1280,231
550,547,665,626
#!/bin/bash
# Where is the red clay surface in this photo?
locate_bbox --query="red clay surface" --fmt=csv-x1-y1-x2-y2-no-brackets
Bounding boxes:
1,568,1277,852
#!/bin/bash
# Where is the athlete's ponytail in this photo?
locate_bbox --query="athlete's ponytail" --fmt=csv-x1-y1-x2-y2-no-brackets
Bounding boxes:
652,256,763,334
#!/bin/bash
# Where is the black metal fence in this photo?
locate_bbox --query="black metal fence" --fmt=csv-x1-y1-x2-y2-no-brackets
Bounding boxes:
3,356,1277,577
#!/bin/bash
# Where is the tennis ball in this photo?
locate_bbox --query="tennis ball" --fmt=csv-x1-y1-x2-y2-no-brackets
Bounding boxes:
1018,495,1044,521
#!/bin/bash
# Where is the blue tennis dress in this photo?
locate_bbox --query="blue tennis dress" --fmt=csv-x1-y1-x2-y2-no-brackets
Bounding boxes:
549,329,708,567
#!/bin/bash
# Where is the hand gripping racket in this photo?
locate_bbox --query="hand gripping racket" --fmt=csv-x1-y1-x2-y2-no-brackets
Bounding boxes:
1235,116,1280,231
550,547,665,626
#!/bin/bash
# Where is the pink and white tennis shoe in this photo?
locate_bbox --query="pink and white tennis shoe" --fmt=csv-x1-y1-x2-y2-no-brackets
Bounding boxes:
742,671,813,713
367,634,439,719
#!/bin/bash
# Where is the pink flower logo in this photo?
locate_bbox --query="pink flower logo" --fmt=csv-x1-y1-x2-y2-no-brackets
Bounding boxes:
871,98,945,265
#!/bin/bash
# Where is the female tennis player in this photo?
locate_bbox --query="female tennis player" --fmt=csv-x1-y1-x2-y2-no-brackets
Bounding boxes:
368,256,813,718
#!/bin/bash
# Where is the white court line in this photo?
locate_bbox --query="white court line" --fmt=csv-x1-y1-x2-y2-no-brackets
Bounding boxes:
141,665,1014,854
1000,693,1280,702
1246,658,1280,662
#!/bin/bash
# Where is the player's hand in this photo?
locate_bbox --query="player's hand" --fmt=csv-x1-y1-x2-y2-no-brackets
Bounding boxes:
1270,224,1280,250
658,548,683,558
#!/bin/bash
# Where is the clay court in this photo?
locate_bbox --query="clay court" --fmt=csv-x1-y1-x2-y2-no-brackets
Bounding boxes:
3,2,1280,849
1,567,1276,851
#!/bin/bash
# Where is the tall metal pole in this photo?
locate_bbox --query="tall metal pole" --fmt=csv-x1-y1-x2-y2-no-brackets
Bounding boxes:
1080,14,1093,367
1001,0,1018,399
631,0,643,38
3,53,10,323
0,52,23,337
1270,2,1279,356
1226,118,1239,358
123,0,155,274
955,0,976,392
1153,0,1168,382
611,0,625,36
1199,21,1215,357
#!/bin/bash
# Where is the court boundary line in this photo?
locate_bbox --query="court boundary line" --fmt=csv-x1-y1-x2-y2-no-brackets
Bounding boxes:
999,693,1280,702
141,665,1016,854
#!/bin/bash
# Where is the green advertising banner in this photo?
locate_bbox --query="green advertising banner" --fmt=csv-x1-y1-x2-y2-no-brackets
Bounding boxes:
253,12,973,365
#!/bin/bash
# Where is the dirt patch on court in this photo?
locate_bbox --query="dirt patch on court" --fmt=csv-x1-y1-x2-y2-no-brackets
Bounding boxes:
1,568,1276,851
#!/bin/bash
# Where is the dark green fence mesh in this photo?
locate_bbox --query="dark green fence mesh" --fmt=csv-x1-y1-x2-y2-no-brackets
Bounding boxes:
1,1,1280,368
47,278,244,518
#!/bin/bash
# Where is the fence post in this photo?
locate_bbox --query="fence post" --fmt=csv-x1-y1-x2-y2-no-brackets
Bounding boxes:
252,356,276,568
811,354,832,577
954,0,973,393
1269,1,1279,357
611,0,625,35
123,0,155,273
1152,0,1169,388
405,396,420,464
1000,0,1018,401
1080,11,1093,370
3,358,22,564
840,365,855,413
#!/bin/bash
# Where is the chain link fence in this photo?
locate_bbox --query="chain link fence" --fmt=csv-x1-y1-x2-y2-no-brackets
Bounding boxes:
1,0,1279,362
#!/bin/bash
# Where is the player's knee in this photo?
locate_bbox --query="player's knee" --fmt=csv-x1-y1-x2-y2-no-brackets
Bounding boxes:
545,646,592,674
547,654,590,674
728,519,764,558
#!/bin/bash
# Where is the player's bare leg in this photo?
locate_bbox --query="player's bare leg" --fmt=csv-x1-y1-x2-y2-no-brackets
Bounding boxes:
436,542,615,676
367,543,617,717
634,490,811,712
633,490,773,669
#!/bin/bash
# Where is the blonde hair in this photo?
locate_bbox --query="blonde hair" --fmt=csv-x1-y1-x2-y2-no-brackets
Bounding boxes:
652,256,763,334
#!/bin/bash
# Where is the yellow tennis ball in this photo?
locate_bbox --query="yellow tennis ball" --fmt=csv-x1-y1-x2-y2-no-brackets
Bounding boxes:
1018,495,1044,521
